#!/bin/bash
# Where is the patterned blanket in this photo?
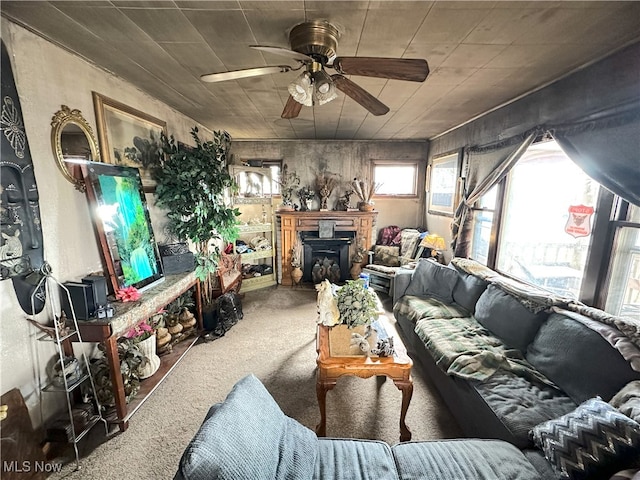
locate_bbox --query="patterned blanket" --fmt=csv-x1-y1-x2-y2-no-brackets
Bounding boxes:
393,295,470,325
415,317,557,388
451,257,640,351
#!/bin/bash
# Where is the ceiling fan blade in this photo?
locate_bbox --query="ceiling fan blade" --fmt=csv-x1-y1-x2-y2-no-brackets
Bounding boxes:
250,45,313,64
332,57,429,82
200,65,293,83
331,75,390,116
281,95,303,119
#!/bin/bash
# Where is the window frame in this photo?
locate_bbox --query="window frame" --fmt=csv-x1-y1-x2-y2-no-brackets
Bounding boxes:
467,140,633,309
370,160,419,198
427,151,461,217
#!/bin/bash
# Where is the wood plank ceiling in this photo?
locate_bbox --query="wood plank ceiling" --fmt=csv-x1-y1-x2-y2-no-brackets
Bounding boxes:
2,1,639,140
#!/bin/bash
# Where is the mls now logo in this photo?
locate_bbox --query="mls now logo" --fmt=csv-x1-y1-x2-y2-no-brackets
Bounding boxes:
3,461,63,473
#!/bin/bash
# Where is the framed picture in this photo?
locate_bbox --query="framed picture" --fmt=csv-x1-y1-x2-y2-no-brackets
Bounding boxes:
82,161,164,295
92,92,167,192
428,151,460,216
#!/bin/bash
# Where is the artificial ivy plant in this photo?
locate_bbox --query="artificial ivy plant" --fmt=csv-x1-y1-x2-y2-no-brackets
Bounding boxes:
152,127,239,307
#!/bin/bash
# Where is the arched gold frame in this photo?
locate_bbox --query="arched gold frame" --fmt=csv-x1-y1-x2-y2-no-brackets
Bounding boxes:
51,105,100,192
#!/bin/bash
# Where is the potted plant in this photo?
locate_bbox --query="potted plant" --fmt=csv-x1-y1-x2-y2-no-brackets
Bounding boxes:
328,279,379,355
152,127,240,312
297,186,315,211
277,164,300,210
351,178,382,211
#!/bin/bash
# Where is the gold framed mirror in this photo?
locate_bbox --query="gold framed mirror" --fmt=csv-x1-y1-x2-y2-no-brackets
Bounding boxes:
51,105,100,192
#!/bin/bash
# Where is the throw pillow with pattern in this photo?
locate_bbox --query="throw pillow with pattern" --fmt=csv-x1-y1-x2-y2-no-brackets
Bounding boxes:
373,245,401,267
531,397,640,480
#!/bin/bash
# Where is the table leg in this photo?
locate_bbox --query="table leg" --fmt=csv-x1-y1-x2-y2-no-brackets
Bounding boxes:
104,335,128,432
315,379,336,437
394,378,413,442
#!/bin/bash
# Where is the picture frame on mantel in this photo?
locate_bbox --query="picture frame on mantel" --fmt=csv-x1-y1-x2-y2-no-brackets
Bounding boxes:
427,151,460,216
92,92,167,192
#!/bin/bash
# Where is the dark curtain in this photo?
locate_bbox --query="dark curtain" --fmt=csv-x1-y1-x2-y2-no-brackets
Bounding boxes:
451,131,537,257
552,103,640,207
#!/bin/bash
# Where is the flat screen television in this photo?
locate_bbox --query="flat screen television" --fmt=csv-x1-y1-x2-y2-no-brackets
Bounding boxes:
82,161,164,294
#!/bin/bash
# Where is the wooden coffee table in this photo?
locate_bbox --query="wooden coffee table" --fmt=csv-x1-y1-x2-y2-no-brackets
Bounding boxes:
315,319,413,442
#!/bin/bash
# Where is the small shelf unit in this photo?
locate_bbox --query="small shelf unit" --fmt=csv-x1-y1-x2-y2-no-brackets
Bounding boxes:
230,166,277,292
30,266,109,471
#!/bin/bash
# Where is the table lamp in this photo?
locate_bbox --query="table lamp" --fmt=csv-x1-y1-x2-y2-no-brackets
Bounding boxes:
420,234,446,258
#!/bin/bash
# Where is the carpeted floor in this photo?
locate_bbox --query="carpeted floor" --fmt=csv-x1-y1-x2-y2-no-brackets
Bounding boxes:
50,285,462,479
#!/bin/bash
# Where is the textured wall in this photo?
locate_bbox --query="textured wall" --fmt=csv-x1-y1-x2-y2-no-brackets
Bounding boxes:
231,140,429,232
0,20,210,426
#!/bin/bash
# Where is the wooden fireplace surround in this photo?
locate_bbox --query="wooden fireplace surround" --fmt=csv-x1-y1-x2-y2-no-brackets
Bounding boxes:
278,211,378,286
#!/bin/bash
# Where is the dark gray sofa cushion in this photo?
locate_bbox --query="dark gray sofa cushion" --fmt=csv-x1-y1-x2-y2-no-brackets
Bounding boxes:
175,374,318,480
314,438,397,480
471,371,577,446
405,259,458,303
392,439,541,480
474,284,548,352
450,264,489,313
526,312,640,403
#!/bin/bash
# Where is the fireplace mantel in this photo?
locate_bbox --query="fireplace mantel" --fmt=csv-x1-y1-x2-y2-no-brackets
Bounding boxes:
277,210,378,286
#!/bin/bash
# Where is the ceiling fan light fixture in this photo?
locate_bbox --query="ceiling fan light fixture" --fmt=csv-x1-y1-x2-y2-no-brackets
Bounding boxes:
288,72,313,106
315,83,338,105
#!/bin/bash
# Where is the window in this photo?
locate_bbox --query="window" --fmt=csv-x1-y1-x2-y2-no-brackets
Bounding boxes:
495,140,599,298
372,162,418,196
604,204,640,321
466,136,637,312
239,159,281,195
470,186,498,265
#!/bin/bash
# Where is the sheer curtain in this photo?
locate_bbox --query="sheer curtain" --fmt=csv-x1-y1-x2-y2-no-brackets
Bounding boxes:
451,130,538,257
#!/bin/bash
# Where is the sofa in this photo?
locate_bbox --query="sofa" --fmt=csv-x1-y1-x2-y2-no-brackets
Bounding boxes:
392,257,640,477
175,374,553,480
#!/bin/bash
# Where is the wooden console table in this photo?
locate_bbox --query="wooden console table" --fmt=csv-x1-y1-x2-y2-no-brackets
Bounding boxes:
278,211,378,286
75,272,202,431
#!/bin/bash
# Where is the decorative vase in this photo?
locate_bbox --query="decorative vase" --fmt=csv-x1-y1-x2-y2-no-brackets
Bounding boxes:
137,334,161,379
359,202,374,212
291,266,303,286
350,261,362,280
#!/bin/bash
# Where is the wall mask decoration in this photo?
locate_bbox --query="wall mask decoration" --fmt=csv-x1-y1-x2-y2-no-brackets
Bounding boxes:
0,40,46,313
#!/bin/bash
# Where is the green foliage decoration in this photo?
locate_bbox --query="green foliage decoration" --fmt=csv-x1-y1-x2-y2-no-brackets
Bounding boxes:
151,127,240,306
336,279,378,328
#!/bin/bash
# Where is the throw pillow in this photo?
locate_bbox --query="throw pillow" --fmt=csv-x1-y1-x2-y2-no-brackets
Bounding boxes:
526,312,640,404
474,284,548,352
610,380,640,424
531,397,640,480
405,259,458,304
373,245,401,267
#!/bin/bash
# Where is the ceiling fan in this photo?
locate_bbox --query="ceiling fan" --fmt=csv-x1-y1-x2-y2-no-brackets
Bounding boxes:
200,21,430,119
